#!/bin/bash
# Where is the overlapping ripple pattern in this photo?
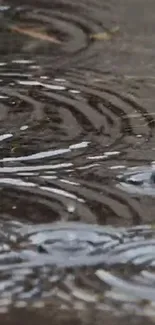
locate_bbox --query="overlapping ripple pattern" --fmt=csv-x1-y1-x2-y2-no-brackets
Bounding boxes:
0,1,155,324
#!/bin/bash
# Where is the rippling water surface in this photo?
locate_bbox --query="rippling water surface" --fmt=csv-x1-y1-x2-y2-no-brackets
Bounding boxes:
1,0,155,324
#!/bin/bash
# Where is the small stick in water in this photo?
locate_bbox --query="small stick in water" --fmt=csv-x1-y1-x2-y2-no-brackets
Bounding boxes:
10,24,61,44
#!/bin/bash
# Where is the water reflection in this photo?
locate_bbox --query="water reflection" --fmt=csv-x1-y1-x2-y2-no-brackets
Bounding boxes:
0,0,155,324
117,166,155,196
1,221,155,318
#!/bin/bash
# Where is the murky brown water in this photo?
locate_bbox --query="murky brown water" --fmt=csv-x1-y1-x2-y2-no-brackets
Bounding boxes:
1,0,155,324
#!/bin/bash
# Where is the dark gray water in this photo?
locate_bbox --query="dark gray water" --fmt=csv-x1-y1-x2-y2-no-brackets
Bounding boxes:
1,1,155,324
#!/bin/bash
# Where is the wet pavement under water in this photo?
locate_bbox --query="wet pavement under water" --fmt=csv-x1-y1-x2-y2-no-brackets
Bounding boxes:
0,0,155,324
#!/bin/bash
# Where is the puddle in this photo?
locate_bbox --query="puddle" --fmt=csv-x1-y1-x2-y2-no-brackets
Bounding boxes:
0,0,155,324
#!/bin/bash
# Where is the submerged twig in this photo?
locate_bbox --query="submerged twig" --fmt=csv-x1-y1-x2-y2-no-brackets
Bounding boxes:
90,26,120,41
9,24,61,44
